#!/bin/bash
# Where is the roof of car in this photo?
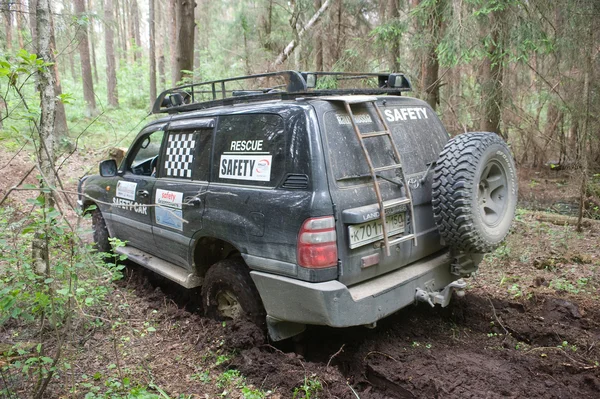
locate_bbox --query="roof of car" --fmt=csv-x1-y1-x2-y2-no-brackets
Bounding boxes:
151,71,412,115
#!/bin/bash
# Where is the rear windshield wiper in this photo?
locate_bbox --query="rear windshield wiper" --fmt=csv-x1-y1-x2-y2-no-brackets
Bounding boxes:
420,161,436,184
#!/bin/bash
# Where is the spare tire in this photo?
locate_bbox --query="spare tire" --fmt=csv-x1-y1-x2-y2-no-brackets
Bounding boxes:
432,132,517,253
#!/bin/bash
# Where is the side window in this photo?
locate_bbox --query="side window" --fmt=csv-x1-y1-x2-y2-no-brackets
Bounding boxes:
128,130,165,176
213,114,285,187
162,129,212,180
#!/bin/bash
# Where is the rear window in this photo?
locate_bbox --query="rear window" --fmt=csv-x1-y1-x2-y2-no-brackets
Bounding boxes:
212,114,285,187
323,103,448,186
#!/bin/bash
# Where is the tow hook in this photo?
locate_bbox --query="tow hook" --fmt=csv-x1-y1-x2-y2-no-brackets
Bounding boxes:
415,279,467,308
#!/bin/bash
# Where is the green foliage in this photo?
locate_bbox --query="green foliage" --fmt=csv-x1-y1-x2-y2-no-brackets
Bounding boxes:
190,369,211,384
550,277,589,294
241,386,267,399
0,206,123,394
558,340,578,352
0,49,53,82
293,375,322,399
370,20,407,47
81,376,166,399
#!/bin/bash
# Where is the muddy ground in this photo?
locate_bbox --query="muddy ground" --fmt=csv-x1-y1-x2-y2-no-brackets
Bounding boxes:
24,211,598,399
56,255,600,399
1,149,599,398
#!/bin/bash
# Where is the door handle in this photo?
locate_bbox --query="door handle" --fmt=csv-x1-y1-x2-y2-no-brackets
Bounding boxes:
189,197,202,206
137,190,150,198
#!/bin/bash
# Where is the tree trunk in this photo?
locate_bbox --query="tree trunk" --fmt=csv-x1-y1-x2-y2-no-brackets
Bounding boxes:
479,9,505,137
16,0,24,49
29,0,37,49
272,0,331,68
387,0,401,72
157,0,166,92
422,0,444,110
313,0,323,70
32,0,56,277
105,0,119,107
577,10,595,231
174,0,195,84
131,0,142,61
49,8,69,137
168,0,177,85
193,0,201,79
2,2,12,51
114,0,126,65
149,0,157,105
74,0,97,116
87,0,99,84
331,0,342,67
122,0,134,62
261,0,273,51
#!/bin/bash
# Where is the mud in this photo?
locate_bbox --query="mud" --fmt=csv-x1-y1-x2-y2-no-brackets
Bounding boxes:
130,259,600,398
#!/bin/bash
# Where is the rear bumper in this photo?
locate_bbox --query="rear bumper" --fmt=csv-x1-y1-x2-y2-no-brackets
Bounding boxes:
250,250,457,328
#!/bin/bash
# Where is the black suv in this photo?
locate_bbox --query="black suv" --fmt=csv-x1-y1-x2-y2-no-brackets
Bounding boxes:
79,71,517,340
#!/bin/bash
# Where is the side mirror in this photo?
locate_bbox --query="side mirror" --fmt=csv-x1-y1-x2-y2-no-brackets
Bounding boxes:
99,159,118,177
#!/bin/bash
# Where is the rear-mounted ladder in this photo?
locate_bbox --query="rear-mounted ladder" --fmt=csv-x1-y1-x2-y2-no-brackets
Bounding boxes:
329,96,418,256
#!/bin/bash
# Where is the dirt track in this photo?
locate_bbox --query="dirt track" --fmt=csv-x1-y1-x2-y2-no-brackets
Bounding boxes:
120,262,600,399
231,295,600,398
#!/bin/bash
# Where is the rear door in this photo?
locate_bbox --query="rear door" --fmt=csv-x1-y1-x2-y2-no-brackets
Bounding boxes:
315,97,449,286
151,118,215,269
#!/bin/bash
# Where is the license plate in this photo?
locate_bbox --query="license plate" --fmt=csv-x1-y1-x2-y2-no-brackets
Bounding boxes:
348,213,405,249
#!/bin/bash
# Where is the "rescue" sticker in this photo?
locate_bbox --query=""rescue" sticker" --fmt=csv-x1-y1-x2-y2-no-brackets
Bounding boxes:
219,155,272,182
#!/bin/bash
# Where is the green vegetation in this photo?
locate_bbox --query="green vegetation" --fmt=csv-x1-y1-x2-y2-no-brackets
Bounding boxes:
0,0,599,397
293,375,323,399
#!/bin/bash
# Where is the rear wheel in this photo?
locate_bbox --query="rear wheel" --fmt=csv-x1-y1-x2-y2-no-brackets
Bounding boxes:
432,132,517,253
91,208,111,253
201,258,265,328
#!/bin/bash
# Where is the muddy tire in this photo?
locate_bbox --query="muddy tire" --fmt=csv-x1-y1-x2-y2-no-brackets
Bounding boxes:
432,132,517,253
202,258,266,328
91,208,111,253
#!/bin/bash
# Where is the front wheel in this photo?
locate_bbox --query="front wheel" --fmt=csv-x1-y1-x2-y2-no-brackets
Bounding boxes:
91,208,111,253
201,258,265,328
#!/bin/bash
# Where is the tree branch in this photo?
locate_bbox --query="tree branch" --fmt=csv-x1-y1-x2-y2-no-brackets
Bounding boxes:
271,0,331,68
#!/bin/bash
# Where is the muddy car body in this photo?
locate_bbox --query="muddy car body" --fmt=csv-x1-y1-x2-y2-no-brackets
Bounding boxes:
79,71,517,340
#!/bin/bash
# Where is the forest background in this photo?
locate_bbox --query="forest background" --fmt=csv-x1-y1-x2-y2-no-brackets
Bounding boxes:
1,0,599,176
0,0,600,398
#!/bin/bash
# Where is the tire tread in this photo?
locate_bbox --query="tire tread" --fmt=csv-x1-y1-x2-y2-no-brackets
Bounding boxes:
432,132,515,253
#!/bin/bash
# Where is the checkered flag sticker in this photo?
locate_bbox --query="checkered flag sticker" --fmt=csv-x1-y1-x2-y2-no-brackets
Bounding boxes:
165,133,196,178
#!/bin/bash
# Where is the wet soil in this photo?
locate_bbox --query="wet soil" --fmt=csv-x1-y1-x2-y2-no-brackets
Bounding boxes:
238,296,599,398
123,260,600,399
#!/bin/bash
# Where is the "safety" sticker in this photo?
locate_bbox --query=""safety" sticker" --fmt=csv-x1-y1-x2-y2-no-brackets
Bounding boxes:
155,189,183,230
219,155,272,182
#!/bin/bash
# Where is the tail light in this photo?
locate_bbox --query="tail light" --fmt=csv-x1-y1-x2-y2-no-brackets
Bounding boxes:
297,216,338,268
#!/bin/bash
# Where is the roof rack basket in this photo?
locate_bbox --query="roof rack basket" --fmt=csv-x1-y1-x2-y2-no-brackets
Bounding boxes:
151,71,412,114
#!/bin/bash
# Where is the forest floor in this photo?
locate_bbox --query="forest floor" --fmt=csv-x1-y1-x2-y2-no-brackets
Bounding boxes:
1,147,600,398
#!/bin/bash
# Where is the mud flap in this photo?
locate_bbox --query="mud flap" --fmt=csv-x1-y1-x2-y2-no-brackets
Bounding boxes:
415,279,466,308
266,315,307,341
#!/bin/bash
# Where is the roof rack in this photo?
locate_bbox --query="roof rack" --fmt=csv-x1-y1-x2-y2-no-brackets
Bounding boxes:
151,71,412,114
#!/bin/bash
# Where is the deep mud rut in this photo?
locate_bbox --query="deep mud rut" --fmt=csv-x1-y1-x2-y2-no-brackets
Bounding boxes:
130,265,600,399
